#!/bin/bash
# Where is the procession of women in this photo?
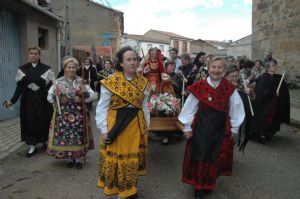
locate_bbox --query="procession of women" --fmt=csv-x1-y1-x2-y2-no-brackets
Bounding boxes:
3,45,290,199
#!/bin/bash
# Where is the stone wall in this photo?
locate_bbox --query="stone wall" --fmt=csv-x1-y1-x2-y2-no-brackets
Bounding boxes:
252,0,300,87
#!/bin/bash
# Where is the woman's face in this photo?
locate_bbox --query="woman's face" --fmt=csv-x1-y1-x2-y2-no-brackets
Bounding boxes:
208,60,225,81
255,61,261,69
166,64,175,75
225,71,239,85
104,61,111,70
84,59,90,66
64,62,77,79
120,51,138,75
199,55,205,63
268,63,278,74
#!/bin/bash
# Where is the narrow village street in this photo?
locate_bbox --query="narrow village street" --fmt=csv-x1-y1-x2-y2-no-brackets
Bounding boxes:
1,108,299,199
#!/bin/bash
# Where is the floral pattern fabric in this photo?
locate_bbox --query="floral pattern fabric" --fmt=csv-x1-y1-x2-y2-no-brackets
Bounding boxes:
47,76,94,159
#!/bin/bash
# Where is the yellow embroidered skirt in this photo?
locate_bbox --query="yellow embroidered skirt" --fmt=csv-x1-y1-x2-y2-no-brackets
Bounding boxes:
98,109,147,198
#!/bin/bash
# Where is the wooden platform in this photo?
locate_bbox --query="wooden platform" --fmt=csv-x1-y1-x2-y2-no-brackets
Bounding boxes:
149,117,183,132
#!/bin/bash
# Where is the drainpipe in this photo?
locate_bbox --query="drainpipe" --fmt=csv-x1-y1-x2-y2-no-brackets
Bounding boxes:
57,21,63,73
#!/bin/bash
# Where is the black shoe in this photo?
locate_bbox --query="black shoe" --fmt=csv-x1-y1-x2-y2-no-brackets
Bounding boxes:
75,162,83,169
258,136,266,144
26,148,37,158
195,190,204,199
127,193,138,199
203,190,212,195
67,160,75,168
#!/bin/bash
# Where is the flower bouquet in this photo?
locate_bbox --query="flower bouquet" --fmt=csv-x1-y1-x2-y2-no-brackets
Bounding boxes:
148,93,181,117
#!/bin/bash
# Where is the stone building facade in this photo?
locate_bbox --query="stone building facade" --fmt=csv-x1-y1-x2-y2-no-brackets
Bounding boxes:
121,34,170,57
190,39,218,56
227,35,252,59
252,0,300,86
144,29,193,56
51,0,124,60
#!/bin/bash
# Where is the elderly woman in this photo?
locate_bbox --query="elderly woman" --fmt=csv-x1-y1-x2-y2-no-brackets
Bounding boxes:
178,58,245,199
46,57,95,169
225,64,255,152
251,61,290,143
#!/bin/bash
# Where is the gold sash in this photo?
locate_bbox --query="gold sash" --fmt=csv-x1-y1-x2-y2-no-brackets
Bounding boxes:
101,71,148,109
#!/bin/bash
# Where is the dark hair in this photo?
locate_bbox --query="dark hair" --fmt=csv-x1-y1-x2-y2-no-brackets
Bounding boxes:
165,60,175,68
115,46,137,71
197,52,206,57
265,60,277,69
194,52,206,66
104,59,113,65
254,59,262,65
84,57,93,65
243,59,255,68
225,64,239,76
169,48,178,54
180,53,191,61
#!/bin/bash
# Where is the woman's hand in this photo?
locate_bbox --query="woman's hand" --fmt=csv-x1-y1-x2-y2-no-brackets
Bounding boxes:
161,73,170,81
143,66,150,74
53,88,60,96
3,100,12,108
78,84,87,95
102,133,108,140
244,87,251,95
184,131,193,139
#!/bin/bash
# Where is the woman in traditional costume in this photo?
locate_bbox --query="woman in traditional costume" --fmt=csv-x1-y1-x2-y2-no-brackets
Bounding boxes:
46,57,95,169
225,64,255,152
96,46,150,199
178,58,245,199
251,61,290,143
3,46,53,157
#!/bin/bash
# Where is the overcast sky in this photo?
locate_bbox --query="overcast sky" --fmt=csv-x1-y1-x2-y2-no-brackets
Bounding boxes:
95,0,252,41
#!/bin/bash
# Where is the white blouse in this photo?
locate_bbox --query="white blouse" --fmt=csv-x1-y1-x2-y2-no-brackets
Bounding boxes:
95,77,150,134
178,77,245,134
47,76,95,103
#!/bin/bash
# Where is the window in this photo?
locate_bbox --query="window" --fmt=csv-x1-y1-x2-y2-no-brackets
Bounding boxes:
147,44,152,50
38,27,48,50
182,42,187,53
159,45,164,52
